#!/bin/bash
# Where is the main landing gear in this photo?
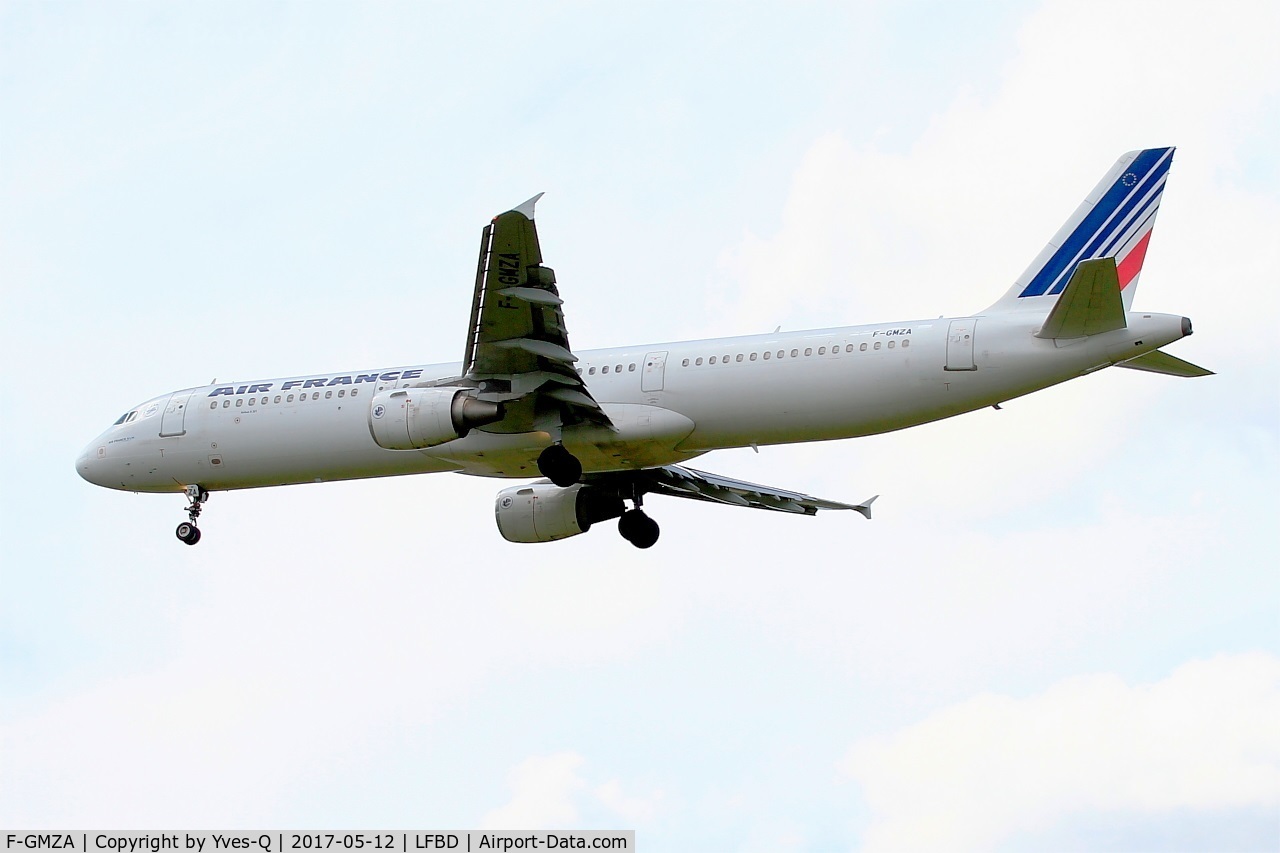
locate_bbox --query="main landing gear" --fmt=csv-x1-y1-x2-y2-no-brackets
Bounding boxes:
538,443,582,487
176,484,208,545
618,508,659,549
618,487,660,549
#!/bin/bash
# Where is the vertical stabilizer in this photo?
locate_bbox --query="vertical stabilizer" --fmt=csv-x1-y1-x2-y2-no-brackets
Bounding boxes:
986,147,1174,315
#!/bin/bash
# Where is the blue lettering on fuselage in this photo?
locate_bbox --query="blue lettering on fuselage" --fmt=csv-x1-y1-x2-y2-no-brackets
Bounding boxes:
208,369,427,397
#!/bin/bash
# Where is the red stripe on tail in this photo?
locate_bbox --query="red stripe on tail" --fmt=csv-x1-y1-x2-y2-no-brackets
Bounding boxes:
1116,229,1153,290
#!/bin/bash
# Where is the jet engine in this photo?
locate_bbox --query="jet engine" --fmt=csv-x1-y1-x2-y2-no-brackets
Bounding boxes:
495,483,625,543
368,387,504,450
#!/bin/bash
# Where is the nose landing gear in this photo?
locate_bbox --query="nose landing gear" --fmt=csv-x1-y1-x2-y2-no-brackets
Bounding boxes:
176,484,209,545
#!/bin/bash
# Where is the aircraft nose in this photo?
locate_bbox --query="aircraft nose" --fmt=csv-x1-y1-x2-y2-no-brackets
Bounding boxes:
76,442,107,486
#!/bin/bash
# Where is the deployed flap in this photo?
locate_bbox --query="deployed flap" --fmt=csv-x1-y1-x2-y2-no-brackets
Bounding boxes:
1116,349,1214,377
1036,257,1127,339
462,196,609,426
637,465,876,518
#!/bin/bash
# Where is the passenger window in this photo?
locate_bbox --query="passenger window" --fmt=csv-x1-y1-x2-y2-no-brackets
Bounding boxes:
763,351,770,360
874,341,881,350
790,349,798,358
709,356,716,365
847,344,855,353
351,388,358,396
903,339,910,348
805,348,812,356
287,394,294,402
236,399,243,407
338,390,345,397
210,402,217,410
736,354,744,362
629,364,636,372
695,357,703,366
888,340,895,348
818,347,826,355
602,365,610,374
615,364,622,373
325,390,333,398
275,395,281,403
249,398,256,405
590,367,597,374
860,343,868,352
681,359,689,367
750,353,757,361
313,392,320,400
223,400,230,408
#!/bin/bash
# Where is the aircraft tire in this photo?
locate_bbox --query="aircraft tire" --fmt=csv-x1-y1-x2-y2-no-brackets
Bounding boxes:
619,509,659,549
538,444,582,487
176,523,201,545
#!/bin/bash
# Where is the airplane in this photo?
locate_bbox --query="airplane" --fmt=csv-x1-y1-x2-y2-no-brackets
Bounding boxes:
77,147,1210,548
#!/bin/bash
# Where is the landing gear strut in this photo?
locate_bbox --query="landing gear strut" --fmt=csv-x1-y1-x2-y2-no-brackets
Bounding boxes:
538,444,582,487
618,487,660,549
176,484,208,545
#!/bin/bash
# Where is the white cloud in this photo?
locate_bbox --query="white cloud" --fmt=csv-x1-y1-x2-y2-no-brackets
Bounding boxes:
841,653,1280,850
482,752,587,830
711,0,1280,339
481,753,662,830
594,778,661,824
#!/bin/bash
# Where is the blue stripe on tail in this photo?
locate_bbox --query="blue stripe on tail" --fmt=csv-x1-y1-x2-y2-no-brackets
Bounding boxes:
1019,147,1172,298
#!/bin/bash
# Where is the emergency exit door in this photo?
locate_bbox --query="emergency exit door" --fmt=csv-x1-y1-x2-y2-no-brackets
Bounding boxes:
944,319,978,371
642,351,668,392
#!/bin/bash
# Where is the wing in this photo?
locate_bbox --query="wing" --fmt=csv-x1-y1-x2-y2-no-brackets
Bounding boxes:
462,195,610,427
590,465,877,519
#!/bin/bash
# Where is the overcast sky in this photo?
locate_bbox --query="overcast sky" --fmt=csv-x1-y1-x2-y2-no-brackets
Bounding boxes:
2,1,1278,849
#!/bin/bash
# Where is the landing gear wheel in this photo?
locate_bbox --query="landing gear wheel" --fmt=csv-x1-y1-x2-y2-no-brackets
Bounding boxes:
176,484,208,545
537,444,582,487
618,509,660,549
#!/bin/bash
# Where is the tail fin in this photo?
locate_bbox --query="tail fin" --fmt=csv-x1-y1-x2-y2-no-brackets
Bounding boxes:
986,147,1175,314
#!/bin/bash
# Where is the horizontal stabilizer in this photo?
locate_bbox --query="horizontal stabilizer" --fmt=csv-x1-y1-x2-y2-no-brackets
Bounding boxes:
1116,349,1214,377
1036,258,1126,339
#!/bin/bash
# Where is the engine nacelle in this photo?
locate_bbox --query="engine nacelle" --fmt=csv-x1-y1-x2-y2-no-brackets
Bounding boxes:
495,483,625,544
368,387,504,451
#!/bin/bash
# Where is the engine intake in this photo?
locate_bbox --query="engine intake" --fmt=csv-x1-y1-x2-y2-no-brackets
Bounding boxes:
495,483,625,543
368,387,504,450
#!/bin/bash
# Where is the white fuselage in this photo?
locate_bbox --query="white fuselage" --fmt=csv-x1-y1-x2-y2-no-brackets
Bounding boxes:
76,311,1188,494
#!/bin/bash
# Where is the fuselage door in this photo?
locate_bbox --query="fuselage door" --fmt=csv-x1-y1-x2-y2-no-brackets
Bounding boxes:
642,351,668,392
159,391,194,437
944,319,978,371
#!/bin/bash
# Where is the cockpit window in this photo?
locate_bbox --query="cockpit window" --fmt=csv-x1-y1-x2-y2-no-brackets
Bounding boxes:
113,411,138,426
